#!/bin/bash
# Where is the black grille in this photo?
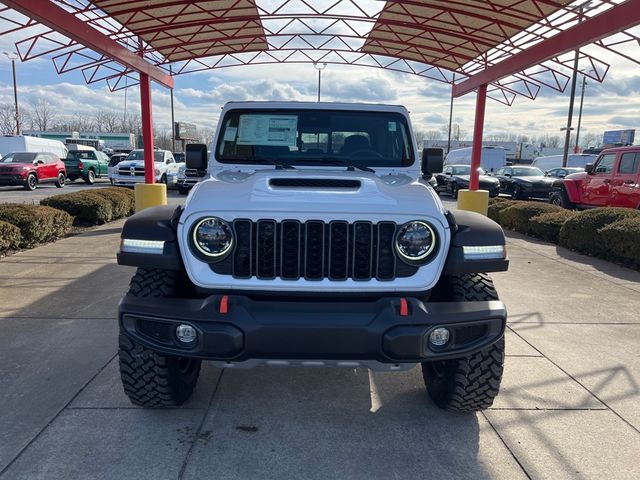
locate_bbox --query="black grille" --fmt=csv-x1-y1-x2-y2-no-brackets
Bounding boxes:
210,220,417,281
269,178,361,189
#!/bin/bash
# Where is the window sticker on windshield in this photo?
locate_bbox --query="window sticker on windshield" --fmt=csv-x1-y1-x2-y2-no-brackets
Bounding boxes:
237,115,298,146
388,121,397,132
223,127,237,142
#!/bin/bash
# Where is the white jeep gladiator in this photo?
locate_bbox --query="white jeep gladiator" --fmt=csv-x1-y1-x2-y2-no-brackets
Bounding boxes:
116,101,509,411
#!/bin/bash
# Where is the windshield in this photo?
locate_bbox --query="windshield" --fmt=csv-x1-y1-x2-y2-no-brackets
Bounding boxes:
126,150,165,162
513,167,544,177
1,152,37,163
215,109,414,168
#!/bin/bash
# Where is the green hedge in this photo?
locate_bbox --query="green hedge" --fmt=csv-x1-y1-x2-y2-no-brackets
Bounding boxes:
559,208,640,257
499,202,563,234
487,198,519,223
598,217,640,268
40,188,135,224
0,204,72,247
529,210,577,243
0,220,21,252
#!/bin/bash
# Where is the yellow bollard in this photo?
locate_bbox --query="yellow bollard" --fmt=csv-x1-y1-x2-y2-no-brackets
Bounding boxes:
457,189,489,216
134,183,167,212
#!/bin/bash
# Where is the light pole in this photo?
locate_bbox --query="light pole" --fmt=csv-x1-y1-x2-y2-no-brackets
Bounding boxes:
314,63,327,102
3,51,20,135
446,73,456,155
169,64,176,152
574,74,587,153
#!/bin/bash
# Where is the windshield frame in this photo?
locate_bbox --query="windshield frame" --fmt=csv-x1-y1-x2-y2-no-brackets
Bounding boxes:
214,108,416,169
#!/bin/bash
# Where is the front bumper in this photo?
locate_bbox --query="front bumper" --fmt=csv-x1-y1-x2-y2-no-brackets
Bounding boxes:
0,174,26,186
119,294,506,364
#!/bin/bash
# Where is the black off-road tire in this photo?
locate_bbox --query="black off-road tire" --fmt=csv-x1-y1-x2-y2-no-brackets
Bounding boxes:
511,184,522,200
422,273,505,412
118,268,201,407
549,189,574,209
451,183,459,199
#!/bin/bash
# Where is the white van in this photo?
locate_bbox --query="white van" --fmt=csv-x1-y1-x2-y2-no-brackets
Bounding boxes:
445,146,507,173
532,153,598,172
0,135,68,159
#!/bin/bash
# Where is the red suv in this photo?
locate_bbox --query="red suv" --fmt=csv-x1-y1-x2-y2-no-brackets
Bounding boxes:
0,152,66,191
549,146,640,210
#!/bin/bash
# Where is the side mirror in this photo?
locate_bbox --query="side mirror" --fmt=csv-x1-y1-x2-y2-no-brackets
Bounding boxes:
585,163,594,174
186,143,208,170
559,174,566,178
504,173,511,177
421,148,443,177
446,171,452,176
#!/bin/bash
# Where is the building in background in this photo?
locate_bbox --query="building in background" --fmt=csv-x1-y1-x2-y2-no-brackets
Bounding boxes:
23,130,136,152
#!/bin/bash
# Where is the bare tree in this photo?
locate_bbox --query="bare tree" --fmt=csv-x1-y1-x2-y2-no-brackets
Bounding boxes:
30,98,55,131
94,110,123,132
424,130,442,140
0,103,29,135
414,130,426,148
580,132,599,148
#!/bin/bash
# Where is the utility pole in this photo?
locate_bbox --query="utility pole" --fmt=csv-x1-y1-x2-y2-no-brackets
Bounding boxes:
574,75,587,153
447,73,456,155
170,64,176,152
3,51,20,134
314,63,326,102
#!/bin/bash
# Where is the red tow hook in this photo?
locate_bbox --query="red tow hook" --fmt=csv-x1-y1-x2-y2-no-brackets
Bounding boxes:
219,295,229,314
399,298,409,316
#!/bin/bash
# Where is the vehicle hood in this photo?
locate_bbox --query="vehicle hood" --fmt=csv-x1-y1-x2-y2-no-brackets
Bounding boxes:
0,162,31,170
514,175,555,185
454,174,499,184
116,160,162,169
565,172,588,181
183,169,445,219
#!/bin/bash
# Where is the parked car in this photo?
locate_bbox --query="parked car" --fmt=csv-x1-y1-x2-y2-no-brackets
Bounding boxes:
111,149,179,187
64,145,110,184
544,167,583,178
549,145,640,209
177,165,207,194
166,160,186,189
494,166,555,200
0,151,66,190
434,164,500,199
108,153,129,185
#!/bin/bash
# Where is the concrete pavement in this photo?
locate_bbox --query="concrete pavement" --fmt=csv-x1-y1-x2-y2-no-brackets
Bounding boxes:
1,200,639,479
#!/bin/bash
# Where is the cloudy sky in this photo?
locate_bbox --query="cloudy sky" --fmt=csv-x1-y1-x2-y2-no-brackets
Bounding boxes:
0,27,639,145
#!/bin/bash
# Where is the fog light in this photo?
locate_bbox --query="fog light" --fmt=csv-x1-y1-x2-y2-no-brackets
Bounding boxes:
429,327,450,347
176,324,197,344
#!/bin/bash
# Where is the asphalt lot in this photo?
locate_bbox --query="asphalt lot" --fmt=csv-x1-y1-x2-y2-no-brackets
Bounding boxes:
0,194,639,479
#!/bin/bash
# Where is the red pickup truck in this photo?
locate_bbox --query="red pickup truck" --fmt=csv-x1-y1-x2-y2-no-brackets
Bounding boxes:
549,146,640,210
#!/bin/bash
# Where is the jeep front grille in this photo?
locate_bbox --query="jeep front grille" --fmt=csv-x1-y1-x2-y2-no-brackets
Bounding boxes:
209,220,417,281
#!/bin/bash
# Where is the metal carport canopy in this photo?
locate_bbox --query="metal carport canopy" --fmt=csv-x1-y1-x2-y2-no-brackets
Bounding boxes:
1,0,639,192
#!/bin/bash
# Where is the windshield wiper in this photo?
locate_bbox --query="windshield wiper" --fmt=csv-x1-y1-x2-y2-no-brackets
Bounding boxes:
248,157,296,170
298,156,375,173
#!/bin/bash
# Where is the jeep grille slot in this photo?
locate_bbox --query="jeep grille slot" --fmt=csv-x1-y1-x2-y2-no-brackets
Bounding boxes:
269,179,361,189
211,220,418,281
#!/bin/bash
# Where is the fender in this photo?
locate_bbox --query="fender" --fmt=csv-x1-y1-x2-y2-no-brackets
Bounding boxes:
117,205,184,270
559,178,582,203
443,209,509,274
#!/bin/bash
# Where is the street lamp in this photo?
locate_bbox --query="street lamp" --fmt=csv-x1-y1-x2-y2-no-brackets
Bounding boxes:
3,51,20,135
314,63,327,102
574,74,588,153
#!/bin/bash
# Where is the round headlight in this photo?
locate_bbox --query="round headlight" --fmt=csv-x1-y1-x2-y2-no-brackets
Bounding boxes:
395,221,437,262
192,217,234,258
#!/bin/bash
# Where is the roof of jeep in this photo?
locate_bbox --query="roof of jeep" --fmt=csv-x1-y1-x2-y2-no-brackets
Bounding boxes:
222,101,409,115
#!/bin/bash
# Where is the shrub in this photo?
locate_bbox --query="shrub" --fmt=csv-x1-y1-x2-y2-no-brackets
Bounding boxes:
89,187,135,219
0,220,21,251
529,210,577,243
598,216,640,268
559,208,640,256
487,199,519,223
41,191,113,224
499,202,563,234
0,204,72,247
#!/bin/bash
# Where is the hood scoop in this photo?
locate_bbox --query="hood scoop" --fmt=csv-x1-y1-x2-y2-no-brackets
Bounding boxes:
269,178,361,189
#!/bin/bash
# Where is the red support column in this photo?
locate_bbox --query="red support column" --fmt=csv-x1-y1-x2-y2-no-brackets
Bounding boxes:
469,83,487,191
140,72,155,184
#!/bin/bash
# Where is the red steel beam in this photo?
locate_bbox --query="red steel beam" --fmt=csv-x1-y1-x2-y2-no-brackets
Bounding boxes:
140,73,156,184
469,84,487,191
453,0,640,97
3,0,173,88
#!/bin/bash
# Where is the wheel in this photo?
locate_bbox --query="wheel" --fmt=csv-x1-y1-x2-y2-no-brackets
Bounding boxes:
84,169,96,185
422,273,505,412
451,183,459,199
55,172,66,188
511,184,522,200
118,268,201,407
24,173,37,191
549,190,574,209
160,174,167,184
